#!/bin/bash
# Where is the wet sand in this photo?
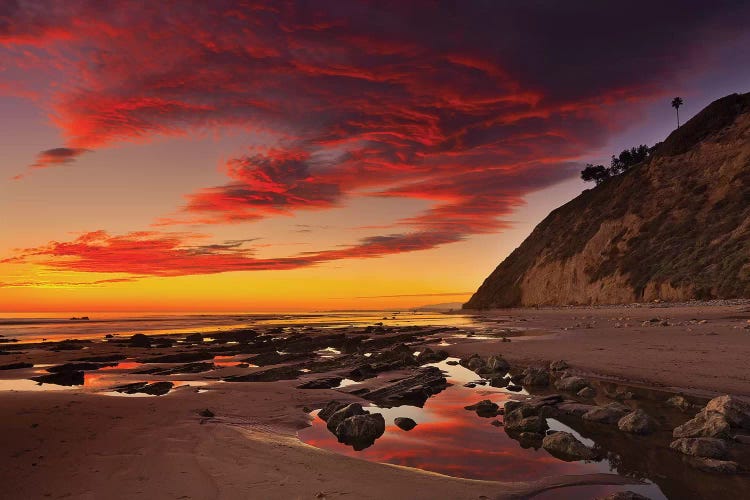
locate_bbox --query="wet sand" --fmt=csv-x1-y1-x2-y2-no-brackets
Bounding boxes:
1,303,749,499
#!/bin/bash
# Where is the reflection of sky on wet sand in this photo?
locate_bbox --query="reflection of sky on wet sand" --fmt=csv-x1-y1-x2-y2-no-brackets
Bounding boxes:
299,360,664,496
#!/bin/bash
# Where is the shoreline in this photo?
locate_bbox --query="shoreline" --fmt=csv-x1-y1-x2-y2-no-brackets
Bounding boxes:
2,302,749,498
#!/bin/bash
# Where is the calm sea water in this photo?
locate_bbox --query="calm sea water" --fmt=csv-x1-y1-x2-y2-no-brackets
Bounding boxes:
0,311,480,343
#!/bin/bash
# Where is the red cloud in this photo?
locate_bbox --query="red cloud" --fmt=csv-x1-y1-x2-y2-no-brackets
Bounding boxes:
2,1,749,275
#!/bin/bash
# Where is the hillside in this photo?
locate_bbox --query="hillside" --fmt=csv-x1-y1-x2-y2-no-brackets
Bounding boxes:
465,92,750,308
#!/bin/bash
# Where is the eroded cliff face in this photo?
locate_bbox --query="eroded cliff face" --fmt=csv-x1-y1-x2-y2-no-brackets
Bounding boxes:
465,92,750,308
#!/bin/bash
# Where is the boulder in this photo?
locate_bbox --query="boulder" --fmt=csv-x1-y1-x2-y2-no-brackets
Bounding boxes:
485,355,510,373
31,370,84,386
318,401,347,421
114,381,173,396
554,376,590,393
335,413,385,450
0,362,33,370
704,395,750,428
326,403,367,432
688,457,739,474
666,395,692,411
542,431,596,461
583,403,630,424
365,366,448,407
489,376,509,388
416,348,449,364
465,400,499,418
394,417,417,431
557,402,597,417
522,366,550,387
549,360,569,371
129,333,151,348
673,411,731,439
669,437,728,459
618,409,658,435
297,376,343,389
504,406,548,433
506,384,523,392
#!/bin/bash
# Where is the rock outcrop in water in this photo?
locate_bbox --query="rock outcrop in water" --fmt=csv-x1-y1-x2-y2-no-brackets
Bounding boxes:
465,92,750,307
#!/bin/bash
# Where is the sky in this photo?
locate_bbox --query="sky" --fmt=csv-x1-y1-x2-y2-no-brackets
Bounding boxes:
1,1,750,313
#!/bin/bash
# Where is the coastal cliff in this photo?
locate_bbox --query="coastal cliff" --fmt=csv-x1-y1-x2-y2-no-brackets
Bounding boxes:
465,92,750,308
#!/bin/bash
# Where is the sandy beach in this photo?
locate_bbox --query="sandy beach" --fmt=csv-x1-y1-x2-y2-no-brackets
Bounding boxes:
1,303,749,499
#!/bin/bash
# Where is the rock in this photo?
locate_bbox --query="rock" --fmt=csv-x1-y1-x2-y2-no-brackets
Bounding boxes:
666,395,691,411
549,360,569,371
465,400,499,418
0,362,33,370
463,382,477,388
185,333,204,342
129,333,151,348
394,417,417,431
365,366,448,407
485,355,510,373
198,409,214,418
509,373,524,384
704,395,750,428
47,362,116,373
326,403,367,432
416,348,449,364
504,406,548,433
335,413,385,450
554,376,590,393
669,437,728,458
733,433,750,445
488,376,509,388
583,403,630,424
490,419,503,427
31,370,84,386
688,457,739,474
618,409,657,435
114,381,173,396
577,386,596,398
318,401,347,421
542,431,596,461
673,411,731,439
445,360,458,366
297,376,343,389
506,384,523,392
596,492,652,500
522,366,549,387
557,402,597,417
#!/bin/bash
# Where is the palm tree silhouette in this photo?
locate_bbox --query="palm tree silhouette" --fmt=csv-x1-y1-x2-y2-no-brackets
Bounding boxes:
671,97,683,128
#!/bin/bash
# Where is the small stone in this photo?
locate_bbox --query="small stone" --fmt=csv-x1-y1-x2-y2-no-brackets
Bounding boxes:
689,457,739,474
666,395,691,411
394,417,417,431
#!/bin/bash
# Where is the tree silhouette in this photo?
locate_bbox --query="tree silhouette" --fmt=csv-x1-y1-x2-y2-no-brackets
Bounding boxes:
580,164,610,185
671,96,683,128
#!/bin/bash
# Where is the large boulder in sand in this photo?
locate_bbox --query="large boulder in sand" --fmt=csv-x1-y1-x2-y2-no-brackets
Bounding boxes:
673,411,731,439
554,376,590,393
326,403,367,432
618,409,658,435
669,437,728,459
582,403,630,424
335,413,385,450
542,431,596,461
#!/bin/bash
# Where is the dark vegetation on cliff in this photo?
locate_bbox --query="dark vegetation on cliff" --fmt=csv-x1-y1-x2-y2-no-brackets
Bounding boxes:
465,92,750,309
